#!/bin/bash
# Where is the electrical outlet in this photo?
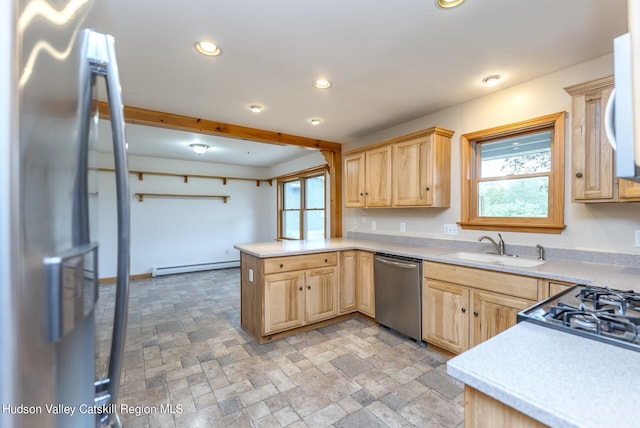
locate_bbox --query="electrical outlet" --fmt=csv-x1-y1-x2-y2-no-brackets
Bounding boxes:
400,222,406,232
635,230,640,247
352,221,357,230
444,224,459,235
371,221,376,230
361,216,367,224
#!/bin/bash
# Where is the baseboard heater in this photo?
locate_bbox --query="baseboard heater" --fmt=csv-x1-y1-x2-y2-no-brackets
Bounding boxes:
151,260,240,277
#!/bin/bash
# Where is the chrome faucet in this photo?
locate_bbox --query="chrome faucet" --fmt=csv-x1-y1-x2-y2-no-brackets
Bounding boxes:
478,233,505,255
536,244,545,260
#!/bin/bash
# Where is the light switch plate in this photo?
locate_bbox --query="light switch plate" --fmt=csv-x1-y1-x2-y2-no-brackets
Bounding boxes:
371,221,376,230
400,222,406,232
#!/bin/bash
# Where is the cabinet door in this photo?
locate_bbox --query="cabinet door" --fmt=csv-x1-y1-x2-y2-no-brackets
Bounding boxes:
393,137,431,206
305,266,338,323
357,251,375,317
423,279,470,354
264,271,305,334
339,251,358,314
470,291,534,348
365,146,392,207
344,153,365,208
618,178,640,201
570,82,615,201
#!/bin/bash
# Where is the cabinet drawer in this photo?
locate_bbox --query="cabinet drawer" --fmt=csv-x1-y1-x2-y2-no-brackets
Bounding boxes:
423,261,538,300
264,252,337,274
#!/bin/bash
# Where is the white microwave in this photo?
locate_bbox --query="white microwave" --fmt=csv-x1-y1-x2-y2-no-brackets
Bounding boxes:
606,32,640,182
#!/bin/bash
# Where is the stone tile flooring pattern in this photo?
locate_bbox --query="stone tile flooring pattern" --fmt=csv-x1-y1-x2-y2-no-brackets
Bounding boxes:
95,268,464,427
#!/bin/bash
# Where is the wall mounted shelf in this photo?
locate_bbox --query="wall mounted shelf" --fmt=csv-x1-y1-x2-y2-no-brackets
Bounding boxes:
98,168,273,187
134,193,230,203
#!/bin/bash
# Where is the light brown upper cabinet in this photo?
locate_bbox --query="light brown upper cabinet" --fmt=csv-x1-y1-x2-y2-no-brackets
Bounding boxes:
565,76,640,202
392,128,453,207
344,127,453,208
344,146,392,207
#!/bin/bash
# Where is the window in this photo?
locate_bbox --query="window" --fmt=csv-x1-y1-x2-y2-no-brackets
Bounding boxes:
278,168,326,240
460,112,566,233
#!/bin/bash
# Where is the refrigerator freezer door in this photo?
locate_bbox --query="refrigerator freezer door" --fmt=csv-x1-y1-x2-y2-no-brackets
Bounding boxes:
2,2,130,427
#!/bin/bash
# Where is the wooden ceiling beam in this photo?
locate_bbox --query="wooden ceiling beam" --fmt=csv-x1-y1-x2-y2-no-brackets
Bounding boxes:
97,102,342,152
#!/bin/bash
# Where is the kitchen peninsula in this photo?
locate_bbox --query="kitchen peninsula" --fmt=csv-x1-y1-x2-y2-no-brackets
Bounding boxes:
235,237,640,427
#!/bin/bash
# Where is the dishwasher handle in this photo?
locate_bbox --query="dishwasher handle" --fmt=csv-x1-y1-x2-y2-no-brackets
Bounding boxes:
376,257,418,269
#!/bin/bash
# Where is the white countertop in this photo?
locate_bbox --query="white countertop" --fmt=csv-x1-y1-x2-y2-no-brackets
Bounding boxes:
446,322,640,428
234,238,640,290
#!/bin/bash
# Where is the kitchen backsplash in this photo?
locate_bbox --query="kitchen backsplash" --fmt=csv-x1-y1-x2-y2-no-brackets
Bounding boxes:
347,231,640,268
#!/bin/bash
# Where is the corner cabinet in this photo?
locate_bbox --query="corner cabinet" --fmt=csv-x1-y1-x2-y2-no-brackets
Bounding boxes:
422,261,537,354
344,127,453,208
565,76,640,202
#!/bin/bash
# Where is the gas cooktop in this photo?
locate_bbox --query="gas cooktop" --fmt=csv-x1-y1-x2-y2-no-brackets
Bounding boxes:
518,284,640,352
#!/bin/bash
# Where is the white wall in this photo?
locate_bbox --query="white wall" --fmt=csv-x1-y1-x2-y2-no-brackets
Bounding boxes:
343,54,640,255
97,153,327,278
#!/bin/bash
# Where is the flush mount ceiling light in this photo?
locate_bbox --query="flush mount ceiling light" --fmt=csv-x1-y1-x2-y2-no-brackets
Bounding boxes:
312,79,332,89
249,104,263,113
310,118,322,126
195,41,222,56
436,0,466,8
482,75,501,87
190,144,210,155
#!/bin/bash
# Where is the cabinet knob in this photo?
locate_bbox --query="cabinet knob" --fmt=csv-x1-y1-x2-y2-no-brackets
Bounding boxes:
279,263,284,268
360,192,364,196
575,172,583,178
461,308,466,313
425,187,430,191
473,311,479,317
365,192,369,195
324,258,328,263
307,285,311,290
299,287,303,291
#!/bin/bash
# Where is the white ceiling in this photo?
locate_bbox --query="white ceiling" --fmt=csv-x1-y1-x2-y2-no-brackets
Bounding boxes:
94,0,628,166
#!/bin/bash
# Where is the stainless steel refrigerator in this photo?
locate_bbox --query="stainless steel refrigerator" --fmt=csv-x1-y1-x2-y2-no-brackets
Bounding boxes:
1,1,130,427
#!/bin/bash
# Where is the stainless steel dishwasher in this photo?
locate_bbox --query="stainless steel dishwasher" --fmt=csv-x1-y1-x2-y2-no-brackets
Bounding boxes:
374,253,422,342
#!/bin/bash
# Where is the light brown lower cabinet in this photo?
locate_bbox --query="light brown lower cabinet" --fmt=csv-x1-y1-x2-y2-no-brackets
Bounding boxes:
422,262,536,354
357,251,375,317
339,250,358,314
263,266,338,334
465,386,547,428
338,249,375,317
241,251,338,342
546,280,573,298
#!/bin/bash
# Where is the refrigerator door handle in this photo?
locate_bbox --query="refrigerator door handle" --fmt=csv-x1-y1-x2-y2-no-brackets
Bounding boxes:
85,29,130,428
604,88,616,150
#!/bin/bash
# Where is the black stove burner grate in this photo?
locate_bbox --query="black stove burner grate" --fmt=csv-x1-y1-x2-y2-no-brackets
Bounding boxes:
579,286,640,315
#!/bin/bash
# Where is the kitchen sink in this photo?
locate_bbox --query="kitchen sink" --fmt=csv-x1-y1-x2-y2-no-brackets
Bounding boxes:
444,251,545,267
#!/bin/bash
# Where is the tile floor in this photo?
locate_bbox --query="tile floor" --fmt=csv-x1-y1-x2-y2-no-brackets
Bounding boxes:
95,268,464,427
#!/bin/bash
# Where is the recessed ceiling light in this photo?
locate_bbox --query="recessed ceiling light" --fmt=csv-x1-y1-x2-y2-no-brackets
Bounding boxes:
190,144,210,155
310,118,322,126
482,75,501,87
195,41,222,56
436,0,466,8
312,79,332,89
249,104,263,113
